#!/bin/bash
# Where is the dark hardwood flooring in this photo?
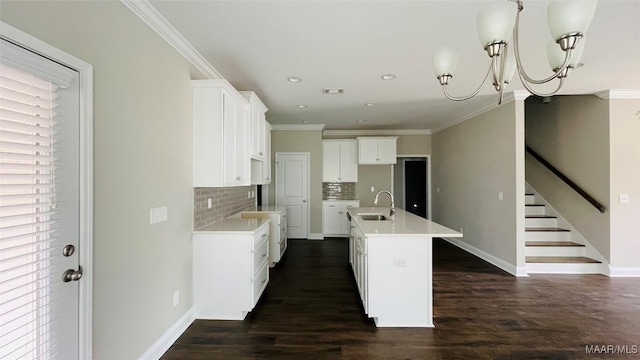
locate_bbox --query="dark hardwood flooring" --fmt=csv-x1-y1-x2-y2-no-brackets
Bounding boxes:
161,238,640,359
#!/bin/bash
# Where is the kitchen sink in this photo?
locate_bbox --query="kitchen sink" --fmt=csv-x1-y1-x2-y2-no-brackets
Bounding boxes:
359,214,388,221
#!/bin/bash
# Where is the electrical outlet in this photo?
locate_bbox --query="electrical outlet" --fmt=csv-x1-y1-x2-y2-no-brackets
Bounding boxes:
436,187,440,194
251,190,255,198
207,198,212,209
393,258,407,267
460,227,463,233
172,290,179,307
248,191,251,198
150,206,168,224
619,194,630,203
498,192,503,201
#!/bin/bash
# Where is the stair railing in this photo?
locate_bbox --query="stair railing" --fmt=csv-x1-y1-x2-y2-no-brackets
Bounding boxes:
526,145,606,213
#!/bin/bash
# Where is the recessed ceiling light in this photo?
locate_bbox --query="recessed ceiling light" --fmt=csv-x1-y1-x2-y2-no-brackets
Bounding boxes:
297,105,308,109
357,120,366,123
287,76,302,83
381,74,396,80
322,88,344,94
303,120,309,124
365,103,375,107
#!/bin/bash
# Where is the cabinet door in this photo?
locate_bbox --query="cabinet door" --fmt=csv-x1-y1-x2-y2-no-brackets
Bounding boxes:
263,126,271,184
358,139,379,164
222,92,238,185
322,204,342,235
339,141,358,182
235,100,250,185
377,138,397,164
322,141,340,182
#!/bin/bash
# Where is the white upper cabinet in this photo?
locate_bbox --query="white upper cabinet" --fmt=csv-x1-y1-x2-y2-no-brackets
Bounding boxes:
322,140,358,182
193,79,250,187
263,123,272,184
240,91,268,161
357,137,398,165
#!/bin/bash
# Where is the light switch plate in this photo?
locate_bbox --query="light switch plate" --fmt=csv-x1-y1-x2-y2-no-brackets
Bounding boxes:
619,194,630,203
150,206,168,224
498,192,503,201
207,198,212,209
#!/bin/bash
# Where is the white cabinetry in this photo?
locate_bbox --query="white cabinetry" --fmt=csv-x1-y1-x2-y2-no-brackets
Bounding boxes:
352,224,368,313
193,221,270,320
193,80,250,187
322,140,358,182
250,122,272,185
322,200,360,236
241,91,268,161
357,137,398,165
241,207,287,267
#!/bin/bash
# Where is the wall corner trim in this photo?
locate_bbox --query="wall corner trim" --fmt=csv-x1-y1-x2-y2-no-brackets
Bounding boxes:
120,0,222,80
608,267,640,277
595,89,640,100
441,237,525,277
137,307,195,360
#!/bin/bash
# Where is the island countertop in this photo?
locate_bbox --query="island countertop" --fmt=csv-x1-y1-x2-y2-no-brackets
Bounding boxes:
348,207,463,238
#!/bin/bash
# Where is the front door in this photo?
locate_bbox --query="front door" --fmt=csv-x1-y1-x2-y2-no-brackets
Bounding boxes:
276,153,309,239
1,39,83,359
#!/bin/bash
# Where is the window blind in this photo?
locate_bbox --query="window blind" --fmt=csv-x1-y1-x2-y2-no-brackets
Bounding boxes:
0,63,60,360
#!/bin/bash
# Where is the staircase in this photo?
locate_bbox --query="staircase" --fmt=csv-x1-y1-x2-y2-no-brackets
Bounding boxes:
525,193,603,274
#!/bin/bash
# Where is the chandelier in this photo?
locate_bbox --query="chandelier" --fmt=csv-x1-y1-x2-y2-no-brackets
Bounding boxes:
432,0,598,104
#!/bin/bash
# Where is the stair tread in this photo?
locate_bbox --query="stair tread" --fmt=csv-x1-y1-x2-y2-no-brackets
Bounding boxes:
525,241,584,247
525,215,557,219
525,204,545,207
526,256,601,264
526,227,570,232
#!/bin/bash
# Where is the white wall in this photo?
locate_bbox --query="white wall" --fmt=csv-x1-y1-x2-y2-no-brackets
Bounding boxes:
609,98,640,269
432,101,524,274
0,1,204,359
525,95,611,261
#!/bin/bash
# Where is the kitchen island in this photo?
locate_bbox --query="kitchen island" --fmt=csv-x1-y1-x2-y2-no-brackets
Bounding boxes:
347,207,462,327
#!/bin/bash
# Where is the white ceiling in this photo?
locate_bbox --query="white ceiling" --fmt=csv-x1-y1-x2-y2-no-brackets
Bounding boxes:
149,0,640,131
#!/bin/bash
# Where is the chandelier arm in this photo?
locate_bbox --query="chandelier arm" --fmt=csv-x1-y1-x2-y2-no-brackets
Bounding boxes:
518,72,565,97
442,62,493,101
491,55,502,91
512,8,573,85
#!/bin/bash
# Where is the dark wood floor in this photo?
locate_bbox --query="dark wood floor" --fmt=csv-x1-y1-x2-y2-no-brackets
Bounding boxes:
161,238,640,359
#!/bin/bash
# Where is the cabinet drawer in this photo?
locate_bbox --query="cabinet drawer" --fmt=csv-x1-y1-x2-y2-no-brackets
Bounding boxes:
253,238,269,273
252,262,269,305
254,226,269,246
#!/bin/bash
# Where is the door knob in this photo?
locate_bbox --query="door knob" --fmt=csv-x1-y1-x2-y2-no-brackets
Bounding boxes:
62,266,83,282
302,199,307,203
62,244,75,257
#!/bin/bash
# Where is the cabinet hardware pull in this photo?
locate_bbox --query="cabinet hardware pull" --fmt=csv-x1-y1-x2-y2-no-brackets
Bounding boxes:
260,278,267,285
261,253,267,258
236,176,241,180
261,233,268,238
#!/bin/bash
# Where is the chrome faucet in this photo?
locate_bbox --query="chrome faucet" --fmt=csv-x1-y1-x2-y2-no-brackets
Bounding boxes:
374,190,395,220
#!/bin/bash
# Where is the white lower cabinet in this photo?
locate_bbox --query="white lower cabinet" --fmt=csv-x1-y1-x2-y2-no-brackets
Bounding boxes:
322,200,360,236
352,224,368,313
193,221,270,320
241,207,287,267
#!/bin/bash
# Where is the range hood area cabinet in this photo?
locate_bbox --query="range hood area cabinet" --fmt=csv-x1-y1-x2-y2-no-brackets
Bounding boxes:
357,137,398,165
322,139,358,182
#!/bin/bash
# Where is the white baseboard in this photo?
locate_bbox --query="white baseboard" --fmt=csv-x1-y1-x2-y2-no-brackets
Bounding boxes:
442,237,526,277
609,266,640,277
138,307,195,360
308,233,324,240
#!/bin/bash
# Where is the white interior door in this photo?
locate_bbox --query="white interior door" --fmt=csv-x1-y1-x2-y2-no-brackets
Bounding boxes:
276,153,309,239
0,39,83,359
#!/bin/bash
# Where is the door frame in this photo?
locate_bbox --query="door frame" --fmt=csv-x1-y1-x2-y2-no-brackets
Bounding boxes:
275,152,311,238
392,155,431,219
1,21,94,359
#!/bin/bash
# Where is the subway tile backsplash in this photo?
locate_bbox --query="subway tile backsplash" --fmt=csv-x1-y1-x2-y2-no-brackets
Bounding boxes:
322,182,357,200
194,186,257,230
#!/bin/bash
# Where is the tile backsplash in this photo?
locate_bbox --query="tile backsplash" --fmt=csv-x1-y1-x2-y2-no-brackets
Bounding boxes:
322,182,357,200
194,186,257,230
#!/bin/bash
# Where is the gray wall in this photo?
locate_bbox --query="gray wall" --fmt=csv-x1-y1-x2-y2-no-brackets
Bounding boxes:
525,95,611,261
432,101,524,272
0,1,204,359
608,98,640,268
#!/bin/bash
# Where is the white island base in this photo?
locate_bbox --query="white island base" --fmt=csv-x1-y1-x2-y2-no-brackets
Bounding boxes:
348,207,462,327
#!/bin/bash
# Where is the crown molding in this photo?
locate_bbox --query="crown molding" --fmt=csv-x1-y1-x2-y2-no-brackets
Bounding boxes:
323,129,431,136
595,89,640,100
431,91,529,134
121,0,222,79
271,124,326,131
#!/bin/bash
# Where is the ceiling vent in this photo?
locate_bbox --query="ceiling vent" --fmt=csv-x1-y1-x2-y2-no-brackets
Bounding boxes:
322,88,344,94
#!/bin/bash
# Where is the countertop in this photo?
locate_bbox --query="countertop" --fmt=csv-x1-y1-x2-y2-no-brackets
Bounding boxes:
348,207,463,238
194,218,270,234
